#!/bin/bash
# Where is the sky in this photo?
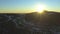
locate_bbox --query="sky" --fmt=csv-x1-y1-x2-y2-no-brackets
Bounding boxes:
0,0,60,13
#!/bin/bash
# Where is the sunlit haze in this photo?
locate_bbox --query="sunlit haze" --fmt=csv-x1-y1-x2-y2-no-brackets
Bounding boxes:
0,0,60,13
34,4,46,13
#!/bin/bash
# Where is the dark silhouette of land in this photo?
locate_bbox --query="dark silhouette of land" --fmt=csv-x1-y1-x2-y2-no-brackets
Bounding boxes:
0,11,60,34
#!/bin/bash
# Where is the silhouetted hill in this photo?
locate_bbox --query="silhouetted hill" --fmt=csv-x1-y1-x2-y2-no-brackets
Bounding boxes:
25,11,60,25
0,11,60,34
25,11,60,34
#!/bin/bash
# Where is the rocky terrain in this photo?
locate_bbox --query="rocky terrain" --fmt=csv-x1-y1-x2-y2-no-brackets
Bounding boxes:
0,11,60,34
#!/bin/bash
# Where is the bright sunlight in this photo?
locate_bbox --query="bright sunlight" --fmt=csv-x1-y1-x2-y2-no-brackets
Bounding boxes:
35,4,46,13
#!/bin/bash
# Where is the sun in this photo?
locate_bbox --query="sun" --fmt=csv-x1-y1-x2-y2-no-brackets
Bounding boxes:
35,4,46,13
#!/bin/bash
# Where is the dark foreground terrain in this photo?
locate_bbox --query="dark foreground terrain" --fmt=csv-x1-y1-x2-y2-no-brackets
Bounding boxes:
0,11,60,34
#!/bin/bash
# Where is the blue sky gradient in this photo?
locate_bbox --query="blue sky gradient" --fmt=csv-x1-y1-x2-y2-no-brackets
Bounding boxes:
0,0,60,13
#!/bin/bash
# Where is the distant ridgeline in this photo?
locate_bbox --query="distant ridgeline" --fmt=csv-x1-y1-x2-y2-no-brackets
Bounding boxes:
0,11,60,34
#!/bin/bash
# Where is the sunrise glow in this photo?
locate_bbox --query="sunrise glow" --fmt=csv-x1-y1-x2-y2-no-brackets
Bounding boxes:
35,4,46,13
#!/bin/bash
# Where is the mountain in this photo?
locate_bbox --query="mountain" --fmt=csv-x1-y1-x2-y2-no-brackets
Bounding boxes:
0,11,60,34
25,11,60,34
